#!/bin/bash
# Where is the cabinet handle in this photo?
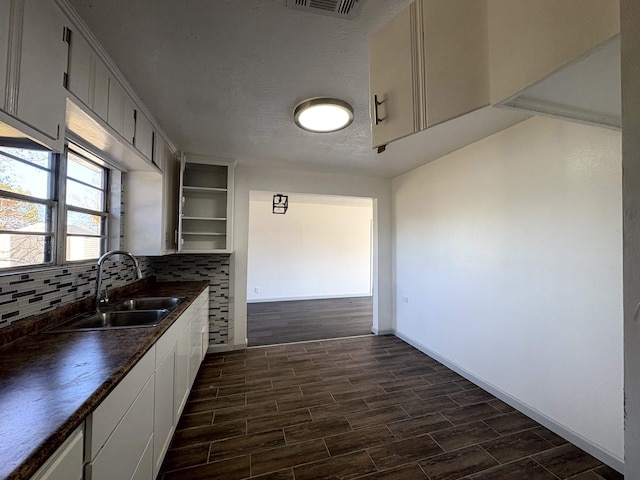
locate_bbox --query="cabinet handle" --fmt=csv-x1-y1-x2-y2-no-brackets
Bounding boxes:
374,95,386,125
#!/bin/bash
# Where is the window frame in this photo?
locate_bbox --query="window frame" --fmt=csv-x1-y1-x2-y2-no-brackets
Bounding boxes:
61,147,110,264
0,143,114,273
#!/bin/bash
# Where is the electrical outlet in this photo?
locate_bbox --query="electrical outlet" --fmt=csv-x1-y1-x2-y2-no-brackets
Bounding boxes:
254,287,260,293
402,296,409,304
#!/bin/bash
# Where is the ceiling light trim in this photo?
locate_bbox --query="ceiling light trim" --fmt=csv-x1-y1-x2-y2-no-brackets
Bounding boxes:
293,97,354,133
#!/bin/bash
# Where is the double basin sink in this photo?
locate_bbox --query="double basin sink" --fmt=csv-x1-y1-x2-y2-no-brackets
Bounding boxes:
47,297,185,332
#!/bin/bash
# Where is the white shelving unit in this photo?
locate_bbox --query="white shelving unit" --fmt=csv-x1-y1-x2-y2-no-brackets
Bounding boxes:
178,155,234,253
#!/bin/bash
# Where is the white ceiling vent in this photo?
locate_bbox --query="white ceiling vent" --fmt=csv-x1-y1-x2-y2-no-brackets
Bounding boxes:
286,0,361,19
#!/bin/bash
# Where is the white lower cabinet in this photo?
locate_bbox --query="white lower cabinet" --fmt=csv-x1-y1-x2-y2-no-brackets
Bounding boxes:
79,288,209,480
30,427,83,480
85,348,155,480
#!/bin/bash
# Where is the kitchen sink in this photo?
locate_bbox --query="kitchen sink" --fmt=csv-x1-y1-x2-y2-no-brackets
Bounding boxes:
47,310,170,332
46,297,185,332
110,297,185,311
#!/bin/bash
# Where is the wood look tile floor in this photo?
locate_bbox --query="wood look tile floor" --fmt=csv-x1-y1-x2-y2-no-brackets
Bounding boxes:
159,335,623,480
247,297,373,347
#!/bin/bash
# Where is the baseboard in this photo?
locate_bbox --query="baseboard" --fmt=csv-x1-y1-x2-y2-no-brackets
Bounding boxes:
246,293,372,303
371,327,394,335
393,329,624,474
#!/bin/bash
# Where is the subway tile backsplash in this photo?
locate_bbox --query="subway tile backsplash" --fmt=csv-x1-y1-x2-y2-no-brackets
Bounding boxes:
0,254,231,346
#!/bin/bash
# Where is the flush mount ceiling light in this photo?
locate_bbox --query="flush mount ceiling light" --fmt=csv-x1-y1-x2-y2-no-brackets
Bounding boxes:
293,98,354,133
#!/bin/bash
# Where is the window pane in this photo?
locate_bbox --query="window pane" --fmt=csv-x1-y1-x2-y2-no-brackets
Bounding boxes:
67,210,102,235
66,179,104,210
0,197,51,232
66,235,101,261
67,152,103,188
0,146,51,169
0,151,52,199
0,233,52,268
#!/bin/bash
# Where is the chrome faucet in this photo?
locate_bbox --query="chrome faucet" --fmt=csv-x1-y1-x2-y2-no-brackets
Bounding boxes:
95,250,142,312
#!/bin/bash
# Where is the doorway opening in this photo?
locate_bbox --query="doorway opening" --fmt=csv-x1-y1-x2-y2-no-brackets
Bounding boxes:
246,191,374,346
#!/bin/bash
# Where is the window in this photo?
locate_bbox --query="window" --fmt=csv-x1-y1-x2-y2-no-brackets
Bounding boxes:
0,147,56,269
0,145,110,271
65,151,108,262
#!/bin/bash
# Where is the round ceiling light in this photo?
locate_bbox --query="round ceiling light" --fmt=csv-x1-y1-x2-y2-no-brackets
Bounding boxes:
293,98,354,133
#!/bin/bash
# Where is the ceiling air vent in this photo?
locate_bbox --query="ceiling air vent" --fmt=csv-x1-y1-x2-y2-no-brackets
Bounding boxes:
286,0,361,19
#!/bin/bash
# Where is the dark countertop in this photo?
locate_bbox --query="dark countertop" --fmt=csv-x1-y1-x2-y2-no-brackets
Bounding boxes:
0,279,209,480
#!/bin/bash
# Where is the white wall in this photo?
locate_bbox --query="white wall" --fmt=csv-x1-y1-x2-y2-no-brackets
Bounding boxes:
247,196,372,302
393,116,623,465
622,1,640,477
231,166,392,349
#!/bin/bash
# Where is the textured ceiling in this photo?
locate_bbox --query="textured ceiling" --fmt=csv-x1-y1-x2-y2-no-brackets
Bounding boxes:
67,0,529,178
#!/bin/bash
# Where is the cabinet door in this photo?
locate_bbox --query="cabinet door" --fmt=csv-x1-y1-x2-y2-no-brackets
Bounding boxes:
66,28,92,106
369,3,419,149
92,58,109,121
154,345,175,478
422,0,489,127
174,323,191,418
0,2,10,112
134,110,154,161
87,376,154,480
18,0,67,140
162,147,179,252
122,95,136,144
107,76,125,134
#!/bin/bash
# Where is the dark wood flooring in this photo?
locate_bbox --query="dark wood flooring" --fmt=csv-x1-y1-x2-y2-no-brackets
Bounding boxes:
159,335,623,480
247,297,373,347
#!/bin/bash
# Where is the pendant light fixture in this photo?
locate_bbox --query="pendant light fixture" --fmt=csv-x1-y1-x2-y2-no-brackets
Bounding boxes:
294,98,354,133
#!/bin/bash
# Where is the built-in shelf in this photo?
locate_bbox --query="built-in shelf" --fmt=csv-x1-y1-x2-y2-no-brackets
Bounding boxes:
182,186,227,193
178,155,234,253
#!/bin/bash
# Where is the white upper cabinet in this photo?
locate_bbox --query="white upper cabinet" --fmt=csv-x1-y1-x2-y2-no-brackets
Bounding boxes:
65,26,92,106
134,109,154,162
369,5,418,150
6,0,68,147
124,137,179,256
422,0,489,128
369,0,489,150
488,0,620,129
178,156,235,254
488,0,619,105
92,58,109,121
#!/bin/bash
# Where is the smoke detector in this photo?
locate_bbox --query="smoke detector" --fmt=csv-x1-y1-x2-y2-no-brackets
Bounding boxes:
286,0,361,19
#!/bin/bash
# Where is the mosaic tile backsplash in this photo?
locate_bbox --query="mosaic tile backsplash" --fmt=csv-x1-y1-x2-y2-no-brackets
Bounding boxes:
0,254,231,346
152,254,230,346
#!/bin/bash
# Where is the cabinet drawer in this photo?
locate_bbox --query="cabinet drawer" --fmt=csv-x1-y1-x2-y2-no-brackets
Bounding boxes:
30,427,83,480
86,374,154,480
87,347,154,458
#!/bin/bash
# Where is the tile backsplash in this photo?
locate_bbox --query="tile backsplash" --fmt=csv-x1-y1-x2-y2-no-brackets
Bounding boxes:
152,254,230,346
0,254,231,346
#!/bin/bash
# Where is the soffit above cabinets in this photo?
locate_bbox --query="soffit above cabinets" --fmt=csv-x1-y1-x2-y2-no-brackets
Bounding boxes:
497,35,621,131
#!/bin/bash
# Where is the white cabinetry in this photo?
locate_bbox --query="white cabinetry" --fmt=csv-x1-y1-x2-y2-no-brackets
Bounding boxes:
134,110,154,162
369,5,417,150
124,137,179,256
178,156,235,253
0,0,68,151
85,349,155,480
370,0,489,150
154,288,209,477
30,427,83,480
65,27,109,122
